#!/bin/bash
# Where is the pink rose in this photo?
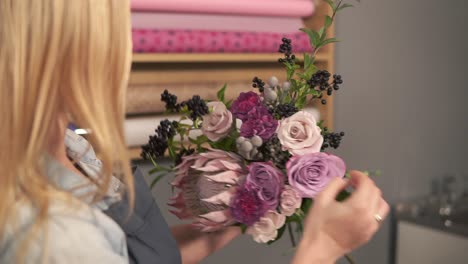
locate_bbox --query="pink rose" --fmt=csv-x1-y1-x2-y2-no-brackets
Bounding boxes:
279,186,302,216
247,211,286,243
287,152,346,198
202,102,233,142
277,111,323,155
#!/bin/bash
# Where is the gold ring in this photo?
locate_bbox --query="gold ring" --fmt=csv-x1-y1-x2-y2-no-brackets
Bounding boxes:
374,214,383,223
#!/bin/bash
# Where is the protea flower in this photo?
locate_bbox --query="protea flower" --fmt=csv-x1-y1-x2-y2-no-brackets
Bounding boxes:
169,149,247,232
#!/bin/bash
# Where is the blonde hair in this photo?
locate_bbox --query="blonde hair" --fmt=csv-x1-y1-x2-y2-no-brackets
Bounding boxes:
0,0,134,261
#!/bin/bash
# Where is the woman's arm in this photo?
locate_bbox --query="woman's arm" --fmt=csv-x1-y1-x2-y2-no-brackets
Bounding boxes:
171,225,241,264
292,171,390,264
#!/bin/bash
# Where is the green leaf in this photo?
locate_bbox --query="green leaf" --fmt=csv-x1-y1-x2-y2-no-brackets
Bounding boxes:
304,63,317,79
337,3,354,12
189,134,209,145
167,138,176,159
296,72,307,80
225,99,233,109
300,198,313,215
300,28,320,48
325,15,333,28
336,190,351,202
234,223,248,234
296,221,304,233
323,0,336,9
288,213,302,223
150,173,166,188
209,134,236,151
295,96,307,109
148,165,171,174
303,53,311,71
317,120,325,128
321,38,340,46
217,84,228,103
318,27,326,41
267,224,287,245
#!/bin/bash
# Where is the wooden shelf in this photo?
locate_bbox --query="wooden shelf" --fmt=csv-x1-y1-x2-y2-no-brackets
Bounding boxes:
128,3,335,157
132,52,329,64
128,147,142,160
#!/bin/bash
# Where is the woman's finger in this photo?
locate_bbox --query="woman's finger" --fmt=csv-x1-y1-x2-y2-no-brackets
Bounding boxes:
376,198,390,222
347,171,375,204
318,177,350,203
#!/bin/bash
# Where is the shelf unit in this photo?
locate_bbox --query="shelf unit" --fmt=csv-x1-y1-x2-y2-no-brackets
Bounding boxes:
132,52,329,64
127,3,335,160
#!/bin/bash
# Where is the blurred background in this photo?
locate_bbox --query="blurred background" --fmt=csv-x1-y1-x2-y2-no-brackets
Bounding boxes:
125,0,468,263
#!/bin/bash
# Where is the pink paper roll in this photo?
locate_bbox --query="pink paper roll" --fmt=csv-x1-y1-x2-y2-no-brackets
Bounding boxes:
132,29,313,53
131,0,315,17
132,13,305,33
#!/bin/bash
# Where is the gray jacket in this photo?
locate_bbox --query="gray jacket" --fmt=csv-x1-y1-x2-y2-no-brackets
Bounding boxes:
104,167,182,264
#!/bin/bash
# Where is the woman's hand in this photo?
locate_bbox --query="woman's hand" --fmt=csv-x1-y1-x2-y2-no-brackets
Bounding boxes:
171,225,241,264
292,170,389,264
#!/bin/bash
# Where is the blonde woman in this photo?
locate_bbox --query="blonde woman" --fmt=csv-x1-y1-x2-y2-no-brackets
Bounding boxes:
0,1,389,264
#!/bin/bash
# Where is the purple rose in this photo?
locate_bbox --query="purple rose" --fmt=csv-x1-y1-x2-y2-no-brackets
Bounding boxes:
246,162,285,209
240,106,278,140
286,152,346,198
230,92,262,121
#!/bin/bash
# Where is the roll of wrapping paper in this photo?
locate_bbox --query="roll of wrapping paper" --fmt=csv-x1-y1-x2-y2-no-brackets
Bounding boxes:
131,0,315,17
126,82,254,115
132,29,313,53
125,115,206,147
125,115,175,147
131,13,305,33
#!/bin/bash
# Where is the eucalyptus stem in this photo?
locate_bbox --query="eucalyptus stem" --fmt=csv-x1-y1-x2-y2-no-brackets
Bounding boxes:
344,254,356,264
287,222,297,248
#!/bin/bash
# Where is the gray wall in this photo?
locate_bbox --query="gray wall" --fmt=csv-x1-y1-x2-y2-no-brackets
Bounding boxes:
139,0,468,263
334,0,468,263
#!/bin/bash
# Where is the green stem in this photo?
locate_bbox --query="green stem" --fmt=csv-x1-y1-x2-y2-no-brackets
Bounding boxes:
287,223,297,248
344,254,356,264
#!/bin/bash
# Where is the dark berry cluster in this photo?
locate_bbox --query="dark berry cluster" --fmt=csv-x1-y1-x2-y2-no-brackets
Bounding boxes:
180,95,209,121
141,119,178,159
175,148,195,165
278,38,295,64
259,136,292,169
161,89,179,111
332,74,343,89
252,77,266,93
160,90,209,121
321,128,345,151
270,103,299,119
308,70,331,90
308,71,344,105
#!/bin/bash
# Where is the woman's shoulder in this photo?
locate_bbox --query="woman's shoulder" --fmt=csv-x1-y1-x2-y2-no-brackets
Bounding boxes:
1,198,129,263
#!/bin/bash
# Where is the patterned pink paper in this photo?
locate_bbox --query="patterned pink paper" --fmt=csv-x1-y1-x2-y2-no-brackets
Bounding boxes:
132,29,313,53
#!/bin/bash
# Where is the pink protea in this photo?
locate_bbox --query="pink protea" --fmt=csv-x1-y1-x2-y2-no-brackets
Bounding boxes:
169,149,247,232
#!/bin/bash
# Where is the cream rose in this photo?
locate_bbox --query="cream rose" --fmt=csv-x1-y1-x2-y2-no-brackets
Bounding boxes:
247,211,286,243
201,102,233,141
277,111,323,155
279,186,302,216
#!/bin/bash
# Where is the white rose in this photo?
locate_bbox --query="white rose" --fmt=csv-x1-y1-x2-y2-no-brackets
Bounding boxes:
280,186,302,216
202,102,233,141
247,211,286,243
277,111,323,155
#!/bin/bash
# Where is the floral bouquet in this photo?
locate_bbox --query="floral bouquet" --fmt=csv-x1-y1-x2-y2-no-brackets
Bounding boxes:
142,0,361,257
